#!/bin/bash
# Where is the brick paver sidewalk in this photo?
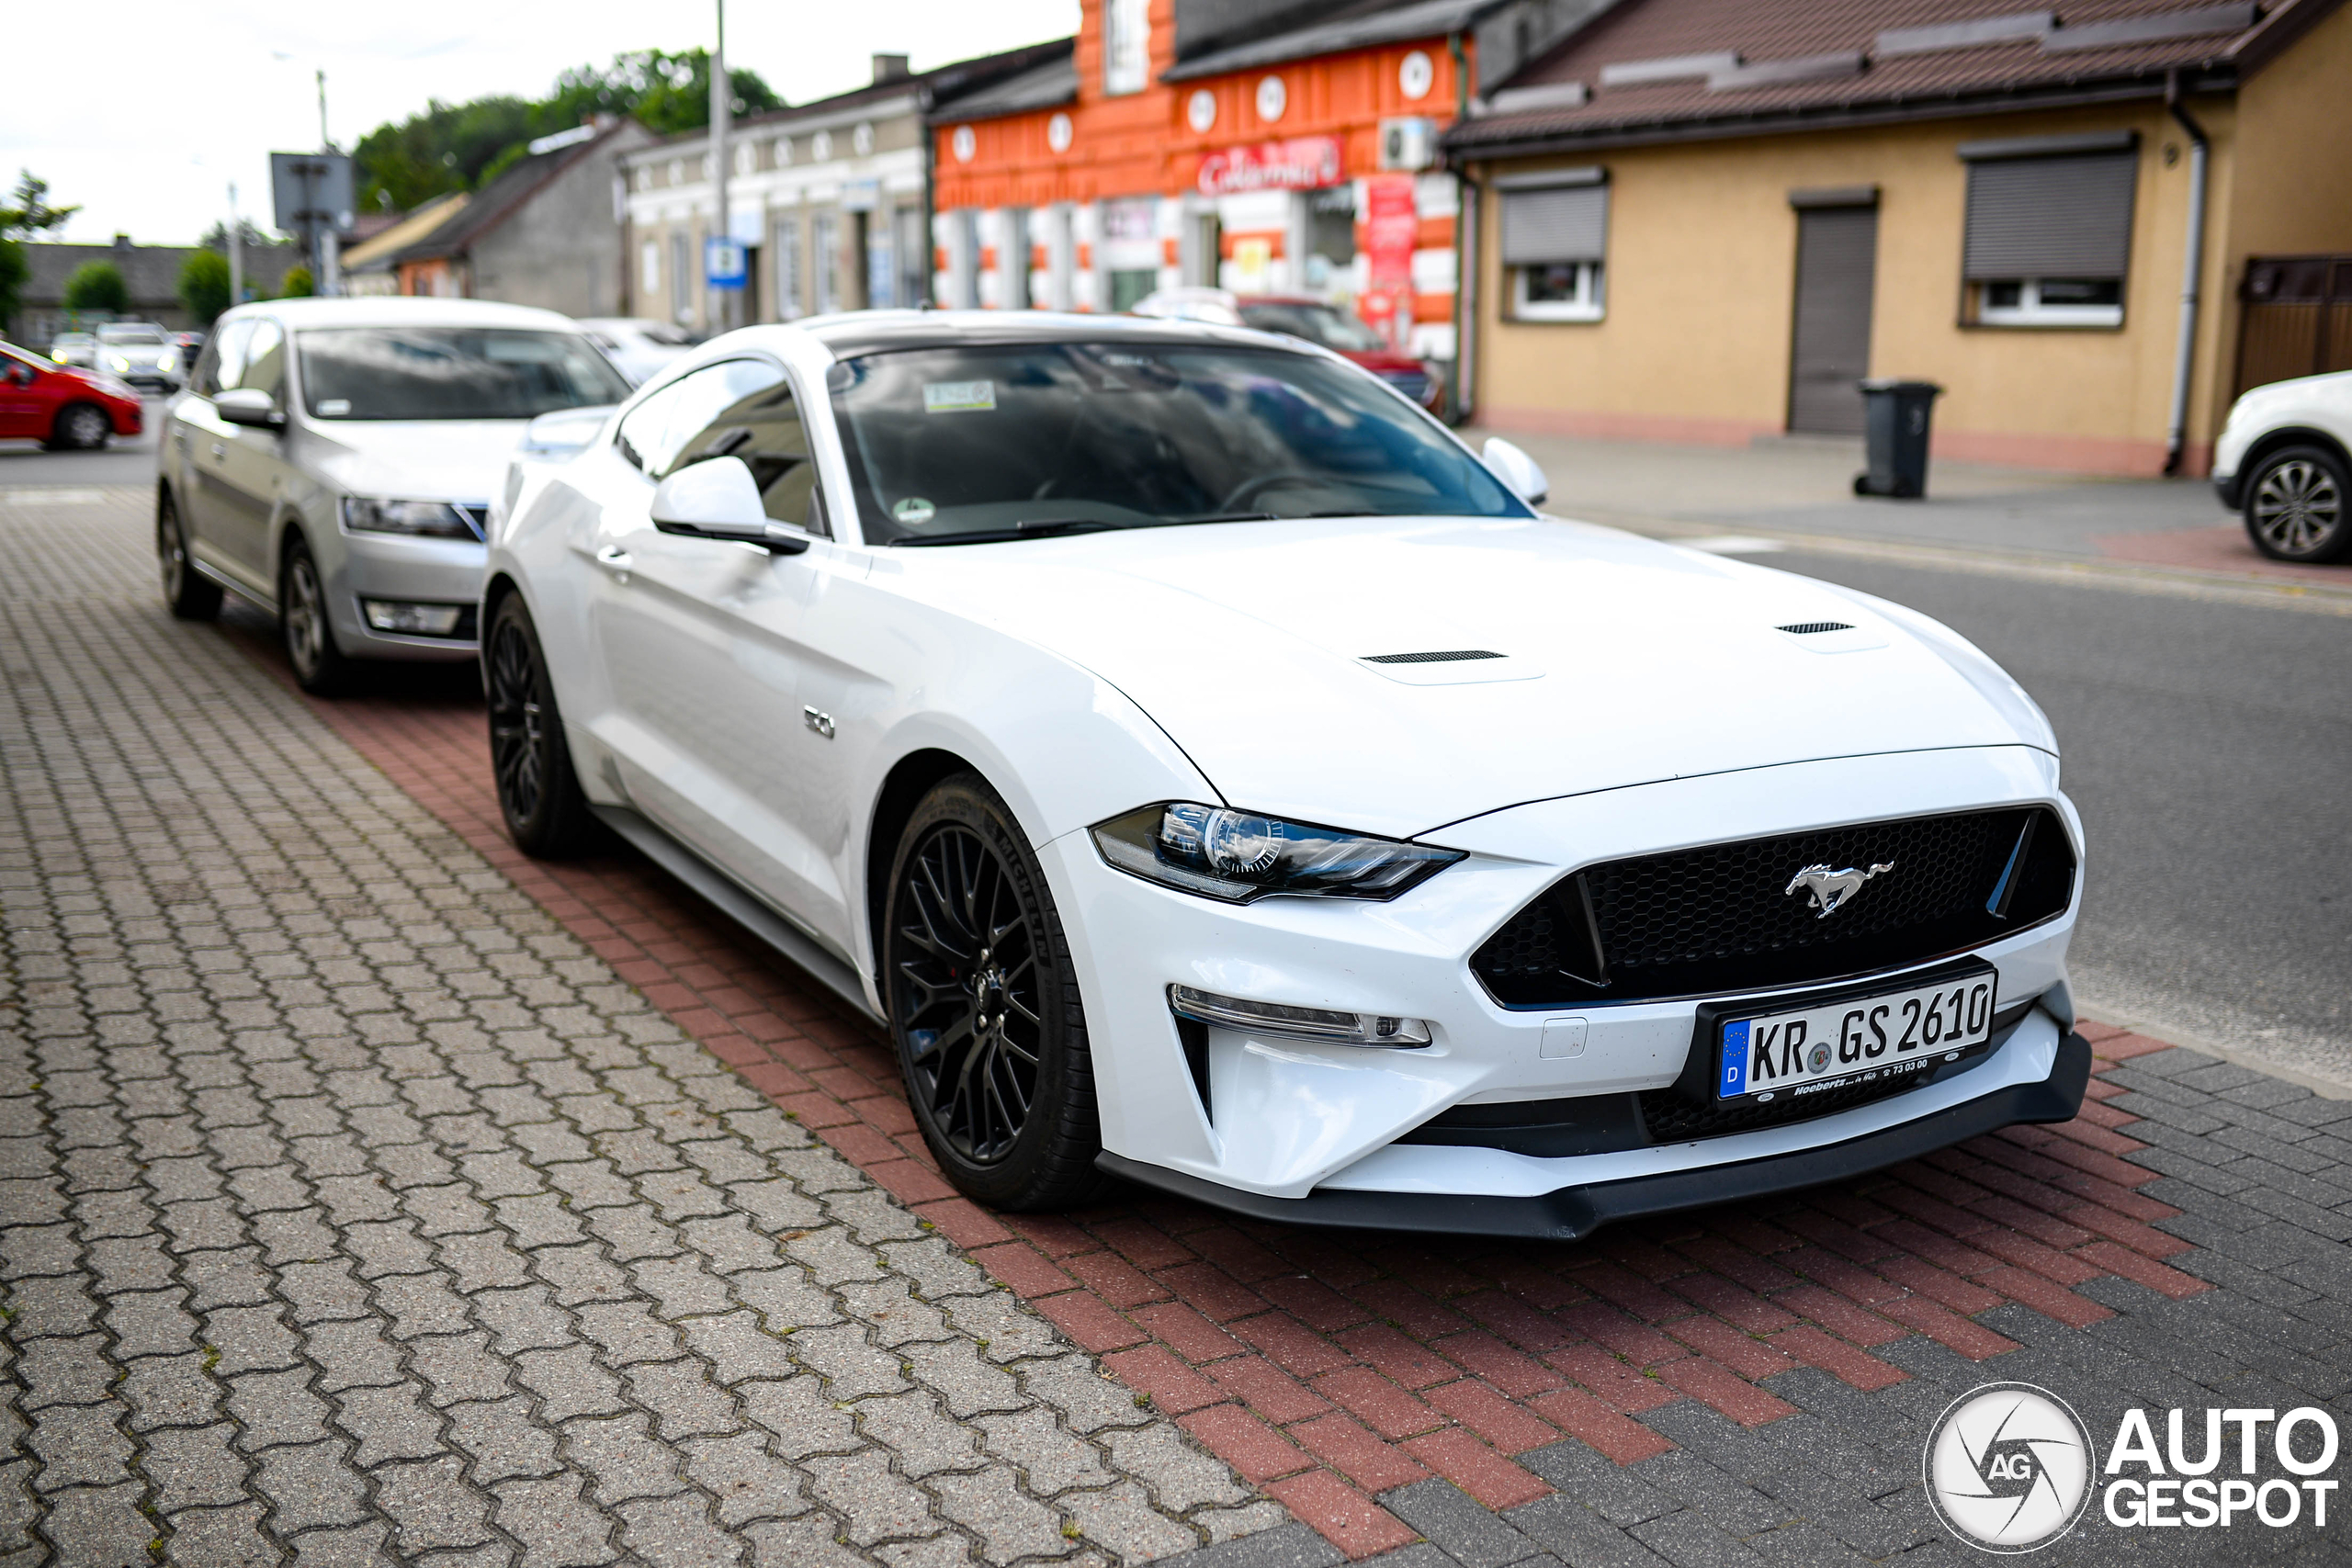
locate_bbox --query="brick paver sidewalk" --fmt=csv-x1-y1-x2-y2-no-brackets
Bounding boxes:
6,490,2350,1568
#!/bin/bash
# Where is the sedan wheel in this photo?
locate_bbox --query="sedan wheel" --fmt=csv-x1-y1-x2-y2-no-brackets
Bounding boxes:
157,492,222,620
887,775,1104,1210
279,536,351,695
57,404,111,450
486,594,598,856
2245,446,2352,563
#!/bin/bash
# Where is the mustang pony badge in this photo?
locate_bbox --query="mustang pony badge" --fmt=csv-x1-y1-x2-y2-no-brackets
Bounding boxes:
1785,862,1894,918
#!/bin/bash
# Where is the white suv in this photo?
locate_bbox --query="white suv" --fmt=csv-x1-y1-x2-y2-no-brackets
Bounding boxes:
2211,368,2352,563
156,297,631,692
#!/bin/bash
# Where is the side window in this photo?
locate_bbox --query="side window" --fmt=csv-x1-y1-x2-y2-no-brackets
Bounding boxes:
621,358,826,533
203,320,254,397
240,321,287,401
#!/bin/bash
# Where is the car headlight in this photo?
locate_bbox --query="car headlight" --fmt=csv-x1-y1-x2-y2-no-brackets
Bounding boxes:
1091,802,1463,903
107,354,131,372
340,498,479,539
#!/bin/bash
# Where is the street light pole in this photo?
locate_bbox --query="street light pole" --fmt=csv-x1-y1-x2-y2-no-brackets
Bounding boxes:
709,0,730,333
227,183,243,307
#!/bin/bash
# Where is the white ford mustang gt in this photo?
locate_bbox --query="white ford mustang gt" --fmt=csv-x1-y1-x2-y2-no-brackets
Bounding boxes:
484,310,2087,1239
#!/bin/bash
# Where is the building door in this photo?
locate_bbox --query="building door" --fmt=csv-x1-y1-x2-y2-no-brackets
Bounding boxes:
1786,203,1878,434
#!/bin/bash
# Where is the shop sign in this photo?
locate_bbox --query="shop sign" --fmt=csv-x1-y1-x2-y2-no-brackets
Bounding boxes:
1359,174,1418,349
1197,136,1344,196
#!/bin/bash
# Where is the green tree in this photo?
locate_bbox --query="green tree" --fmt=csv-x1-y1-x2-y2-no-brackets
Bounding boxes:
277,266,314,299
179,250,232,327
0,239,28,335
350,49,780,211
0,170,78,238
63,262,128,315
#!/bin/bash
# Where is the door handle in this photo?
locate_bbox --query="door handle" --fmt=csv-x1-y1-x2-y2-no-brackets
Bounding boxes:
209,443,226,461
594,545,633,573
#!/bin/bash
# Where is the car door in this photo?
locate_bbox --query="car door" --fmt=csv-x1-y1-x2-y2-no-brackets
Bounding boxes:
207,318,293,588
172,321,261,590
586,355,860,950
0,355,44,438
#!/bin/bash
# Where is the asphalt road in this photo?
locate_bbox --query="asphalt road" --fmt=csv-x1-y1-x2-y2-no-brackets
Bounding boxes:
3,427,2343,1087
1771,548,2352,1087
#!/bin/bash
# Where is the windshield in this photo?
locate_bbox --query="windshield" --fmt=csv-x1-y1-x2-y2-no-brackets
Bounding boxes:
98,325,166,344
829,343,1526,545
295,327,633,421
1238,303,1389,354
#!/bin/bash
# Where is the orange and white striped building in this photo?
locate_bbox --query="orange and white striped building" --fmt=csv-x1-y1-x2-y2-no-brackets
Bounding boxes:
931,0,1498,368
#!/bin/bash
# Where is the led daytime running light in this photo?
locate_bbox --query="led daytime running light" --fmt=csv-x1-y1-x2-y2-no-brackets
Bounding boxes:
1168,985,1431,1046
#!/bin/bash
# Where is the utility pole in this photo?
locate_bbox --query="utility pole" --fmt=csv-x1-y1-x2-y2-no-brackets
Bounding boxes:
315,69,343,297
227,182,243,307
709,0,730,333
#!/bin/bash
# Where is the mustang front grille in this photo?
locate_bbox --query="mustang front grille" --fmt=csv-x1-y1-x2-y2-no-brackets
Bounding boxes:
1470,807,2074,1007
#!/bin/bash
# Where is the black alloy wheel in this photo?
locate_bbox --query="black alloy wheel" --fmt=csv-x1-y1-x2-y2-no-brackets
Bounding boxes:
886,775,1105,1210
486,594,598,857
2245,445,2352,563
279,535,351,695
51,403,111,451
157,491,222,620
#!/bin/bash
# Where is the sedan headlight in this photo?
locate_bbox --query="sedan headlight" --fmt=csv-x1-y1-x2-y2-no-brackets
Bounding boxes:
340,498,479,539
107,353,132,372
1091,802,1462,903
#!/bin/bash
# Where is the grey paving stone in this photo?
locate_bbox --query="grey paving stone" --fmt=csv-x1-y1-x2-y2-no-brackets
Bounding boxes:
1381,1477,1542,1568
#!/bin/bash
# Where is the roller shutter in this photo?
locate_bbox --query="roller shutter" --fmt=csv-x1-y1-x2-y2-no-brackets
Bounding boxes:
1500,182,1609,265
1962,150,2137,279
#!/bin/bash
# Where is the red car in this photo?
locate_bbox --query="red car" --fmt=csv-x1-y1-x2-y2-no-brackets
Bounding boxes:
1132,288,1446,412
0,340,143,449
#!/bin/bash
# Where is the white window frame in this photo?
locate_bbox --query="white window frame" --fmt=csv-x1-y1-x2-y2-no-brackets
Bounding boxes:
775,215,803,319
1104,0,1150,96
1976,277,2123,328
1511,260,1605,322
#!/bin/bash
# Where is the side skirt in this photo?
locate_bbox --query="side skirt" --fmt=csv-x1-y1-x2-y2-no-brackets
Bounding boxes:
586,803,884,1025
1099,1029,2093,1242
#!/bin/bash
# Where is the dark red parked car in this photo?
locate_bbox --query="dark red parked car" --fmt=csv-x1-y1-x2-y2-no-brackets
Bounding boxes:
0,340,143,449
1132,288,1446,412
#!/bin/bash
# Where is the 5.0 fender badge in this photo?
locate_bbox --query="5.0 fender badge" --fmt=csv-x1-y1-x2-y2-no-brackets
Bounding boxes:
1785,861,1894,918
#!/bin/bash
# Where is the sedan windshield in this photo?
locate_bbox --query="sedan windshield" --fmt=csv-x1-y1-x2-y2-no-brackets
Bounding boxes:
1238,303,1389,354
296,327,633,421
829,343,1525,544
98,324,167,344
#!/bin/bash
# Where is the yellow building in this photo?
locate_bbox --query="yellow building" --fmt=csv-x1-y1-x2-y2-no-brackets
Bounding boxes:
1446,0,2352,475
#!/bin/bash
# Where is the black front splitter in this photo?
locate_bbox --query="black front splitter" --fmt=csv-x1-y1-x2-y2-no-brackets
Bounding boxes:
1096,1031,2093,1242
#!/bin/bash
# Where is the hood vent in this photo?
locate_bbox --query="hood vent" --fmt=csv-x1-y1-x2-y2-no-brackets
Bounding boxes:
1363,649,1505,664
1777,621,1853,635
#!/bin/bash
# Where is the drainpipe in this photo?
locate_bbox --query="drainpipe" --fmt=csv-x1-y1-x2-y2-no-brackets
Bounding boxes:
919,85,937,307
1449,28,1476,422
2164,71,2210,477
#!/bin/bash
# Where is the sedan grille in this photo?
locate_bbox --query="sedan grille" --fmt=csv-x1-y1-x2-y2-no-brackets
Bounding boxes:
1471,807,2074,1007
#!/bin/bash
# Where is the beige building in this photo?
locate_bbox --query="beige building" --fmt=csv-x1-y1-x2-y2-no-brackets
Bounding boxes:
621,46,1062,331
1447,0,2352,475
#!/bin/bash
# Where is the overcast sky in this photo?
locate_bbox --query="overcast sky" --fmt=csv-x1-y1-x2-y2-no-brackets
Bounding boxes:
4,0,1077,246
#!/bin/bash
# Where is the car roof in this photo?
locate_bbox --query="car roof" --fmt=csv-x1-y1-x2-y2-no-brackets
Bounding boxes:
220,296,584,333
794,309,1321,359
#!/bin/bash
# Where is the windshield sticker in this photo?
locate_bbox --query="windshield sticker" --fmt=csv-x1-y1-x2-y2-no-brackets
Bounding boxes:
922,380,996,413
317,399,352,416
891,497,937,525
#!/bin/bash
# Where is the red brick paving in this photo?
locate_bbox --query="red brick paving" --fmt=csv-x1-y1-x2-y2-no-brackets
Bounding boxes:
243,636,2209,1560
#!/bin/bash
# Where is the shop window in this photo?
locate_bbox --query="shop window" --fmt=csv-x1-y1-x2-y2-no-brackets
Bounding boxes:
640,240,661,298
1104,0,1150,96
1978,277,2123,327
814,213,841,314
670,232,692,321
1110,270,1159,311
1498,172,1608,323
1513,261,1605,322
1960,133,2135,329
1306,186,1356,293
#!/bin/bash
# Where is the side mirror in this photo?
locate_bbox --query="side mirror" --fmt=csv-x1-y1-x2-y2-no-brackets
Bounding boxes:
1482,436,1550,506
650,456,811,555
216,388,285,430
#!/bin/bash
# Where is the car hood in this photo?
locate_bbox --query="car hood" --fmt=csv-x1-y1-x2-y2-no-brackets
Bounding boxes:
892,516,2055,840
301,419,534,502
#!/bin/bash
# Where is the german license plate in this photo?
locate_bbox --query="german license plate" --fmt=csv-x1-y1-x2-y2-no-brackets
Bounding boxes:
1715,966,1997,1103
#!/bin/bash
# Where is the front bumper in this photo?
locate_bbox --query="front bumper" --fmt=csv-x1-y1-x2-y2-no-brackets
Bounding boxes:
2212,471,2245,512
1046,743,2079,1210
324,528,485,662
1103,1026,2090,1239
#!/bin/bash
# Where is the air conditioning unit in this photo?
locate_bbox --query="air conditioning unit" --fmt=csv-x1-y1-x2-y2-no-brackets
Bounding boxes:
1378,117,1437,172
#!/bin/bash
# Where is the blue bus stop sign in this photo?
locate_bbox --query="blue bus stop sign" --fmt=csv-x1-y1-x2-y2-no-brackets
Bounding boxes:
705,237,747,291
